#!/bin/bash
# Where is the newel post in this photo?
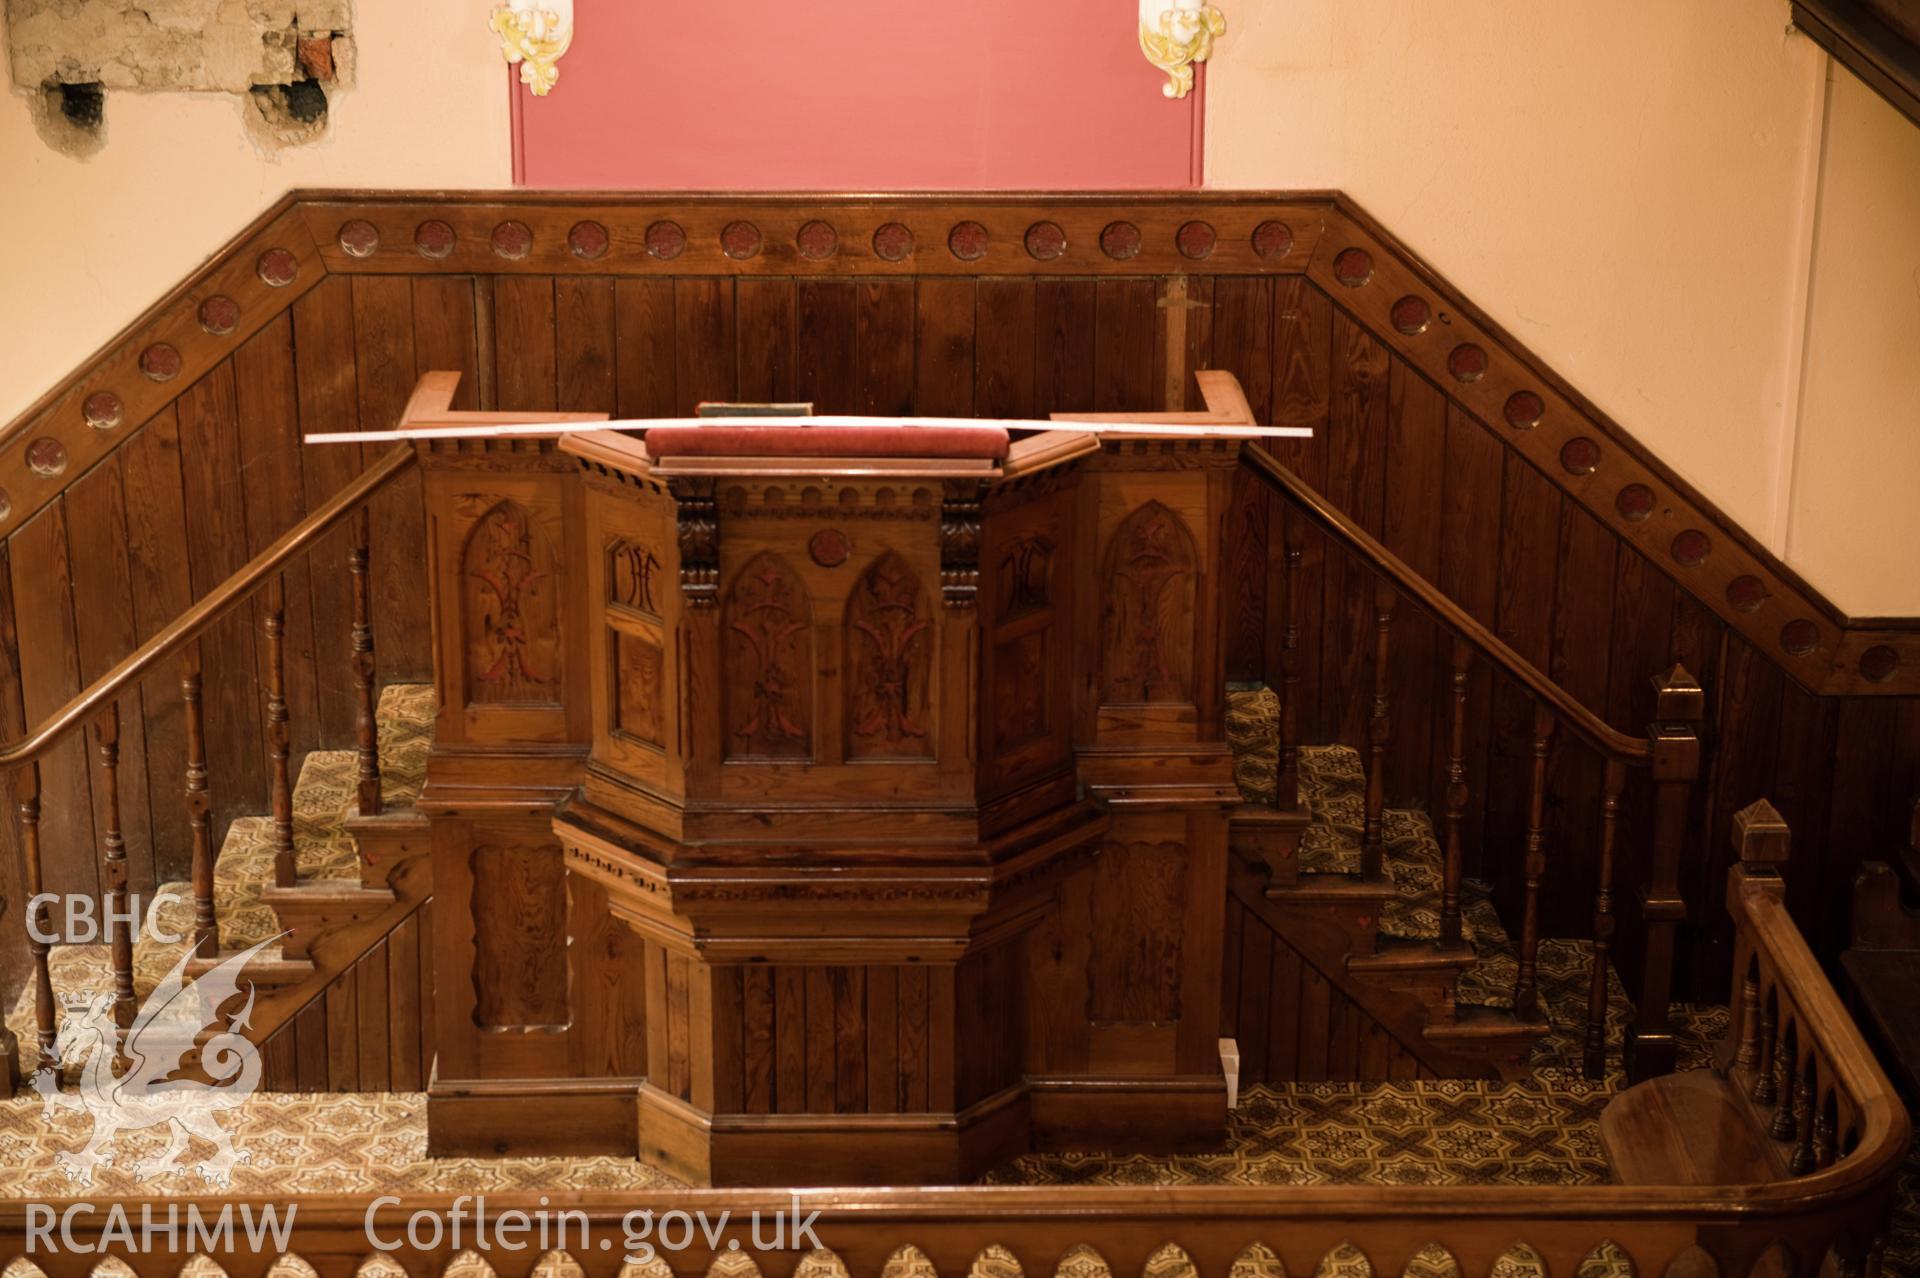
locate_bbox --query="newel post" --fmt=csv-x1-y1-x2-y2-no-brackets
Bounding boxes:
1625,662,1703,1083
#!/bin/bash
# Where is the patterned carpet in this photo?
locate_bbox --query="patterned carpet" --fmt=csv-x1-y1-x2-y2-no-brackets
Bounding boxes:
0,683,1912,1276
5,684,433,1050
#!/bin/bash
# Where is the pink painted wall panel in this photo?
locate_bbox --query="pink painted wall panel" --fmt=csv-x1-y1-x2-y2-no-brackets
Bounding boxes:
514,0,1200,189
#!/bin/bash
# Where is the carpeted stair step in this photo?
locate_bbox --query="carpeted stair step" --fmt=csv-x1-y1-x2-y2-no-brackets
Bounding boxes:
8,684,434,1052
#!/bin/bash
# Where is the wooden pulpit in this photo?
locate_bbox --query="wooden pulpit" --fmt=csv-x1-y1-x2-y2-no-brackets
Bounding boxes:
411,376,1250,1185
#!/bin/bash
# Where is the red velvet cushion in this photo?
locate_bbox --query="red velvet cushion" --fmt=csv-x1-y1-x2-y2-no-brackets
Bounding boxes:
645,423,1009,460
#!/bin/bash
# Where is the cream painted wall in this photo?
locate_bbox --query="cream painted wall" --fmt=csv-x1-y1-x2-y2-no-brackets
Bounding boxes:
1208,1,1920,616
0,0,510,428
1787,67,1920,617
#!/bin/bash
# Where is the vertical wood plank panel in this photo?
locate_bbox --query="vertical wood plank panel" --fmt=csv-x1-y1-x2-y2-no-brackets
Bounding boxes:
1381,358,1447,803
491,276,559,410
9,501,96,901
742,965,776,1114
735,279,796,405
351,275,431,680
795,281,859,415
974,279,1036,419
775,965,807,1114
387,910,424,1091
355,937,392,1091
1319,311,1390,745
614,279,678,418
1033,279,1095,416
673,278,737,412
555,276,617,413
913,279,975,416
63,461,157,899
120,411,198,886
291,278,367,745
856,279,916,417
1092,280,1156,412
866,966,899,1114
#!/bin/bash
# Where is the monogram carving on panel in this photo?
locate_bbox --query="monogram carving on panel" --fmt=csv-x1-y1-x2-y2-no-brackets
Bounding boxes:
1087,841,1187,1024
997,532,1055,618
461,497,561,705
613,630,665,747
724,551,814,759
1100,501,1198,704
470,843,570,1032
609,538,662,615
845,552,934,760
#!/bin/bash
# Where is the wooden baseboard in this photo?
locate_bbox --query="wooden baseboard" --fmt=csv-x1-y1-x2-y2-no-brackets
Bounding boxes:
639,1083,1032,1187
426,1068,643,1158
1027,1074,1229,1152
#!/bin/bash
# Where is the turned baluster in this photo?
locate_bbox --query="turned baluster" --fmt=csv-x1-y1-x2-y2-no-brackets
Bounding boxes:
1771,1033,1801,1140
1791,1068,1818,1174
1513,702,1554,1020
1585,757,1628,1078
1814,1092,1837,1168
1440,639,1470,950
350,506,383,817
95,705,135,1036
1274,540,1301,813
1751,997,1778,1106
1360,580,1395,881
265,575,295,887
16,764,53,1074
1625,664,1704,1083
182,647,217,957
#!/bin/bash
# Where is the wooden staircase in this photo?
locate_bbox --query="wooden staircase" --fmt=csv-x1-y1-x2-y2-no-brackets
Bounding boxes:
7,685,435,1089
1224,689,1550,1081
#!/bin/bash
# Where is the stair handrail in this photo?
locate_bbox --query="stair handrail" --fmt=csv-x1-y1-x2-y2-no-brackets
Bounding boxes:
1240,443,1647,763
0,440,416,1090
0,443,415,769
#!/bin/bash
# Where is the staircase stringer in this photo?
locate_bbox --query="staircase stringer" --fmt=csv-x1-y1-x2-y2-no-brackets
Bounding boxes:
1227,858,1504,1081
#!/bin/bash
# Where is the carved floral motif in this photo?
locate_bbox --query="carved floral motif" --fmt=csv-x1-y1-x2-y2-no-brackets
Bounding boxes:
490,0,573,97
997,532,1055,619
1138,0,1226,100
846,554,933,759
461,499,559,705
724,552,812,759
1100,500,1197,704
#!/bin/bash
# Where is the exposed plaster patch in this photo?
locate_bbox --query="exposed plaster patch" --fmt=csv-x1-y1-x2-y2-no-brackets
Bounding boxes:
6,0,353,150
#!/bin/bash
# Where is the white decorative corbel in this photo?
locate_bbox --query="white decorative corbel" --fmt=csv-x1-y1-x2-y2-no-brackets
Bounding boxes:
1139,0,1226,100
491,0,574,96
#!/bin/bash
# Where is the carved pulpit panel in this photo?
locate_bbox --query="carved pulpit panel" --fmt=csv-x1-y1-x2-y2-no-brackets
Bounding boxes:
460,497,563,707
1099,500,1198,705
723,550,814,761
845,552,935,761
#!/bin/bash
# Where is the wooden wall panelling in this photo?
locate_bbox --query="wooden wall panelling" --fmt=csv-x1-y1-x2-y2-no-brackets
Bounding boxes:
614,279,679,417
120,409,197,887
414,278,483,414
352,275,432,681
796,281,859,414
1163,276,1215,414
232,314,324,771
1318,310,1390,747
565,873,647,1082
735,279,797,406
1431,405,1503,877
1265,277,1333,717
9,502,96,905
1091,280,1156,414
1483,450,1562,926
974,279,1037,419
858,279,916,417
175,364,267,847
674,278,738,413
1034,279,1096,416
555,276,617,414
1213,275,1275,688
1600,549,1677,999
1541,500,1619,936
292,278,370,746
0,542,26,988
1379,358,1447,805
259,906,431,1092
914,279,976,417
63,457,158,903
